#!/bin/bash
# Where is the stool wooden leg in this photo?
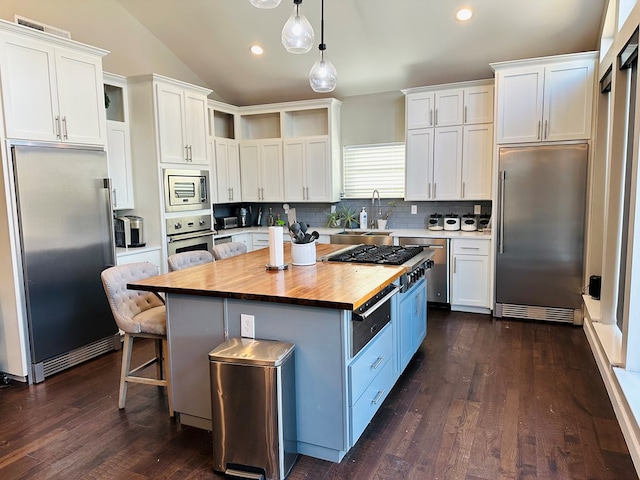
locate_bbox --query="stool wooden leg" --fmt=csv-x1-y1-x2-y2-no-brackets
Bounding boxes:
155,338,163,380
119,333,134,410
162,337,174,417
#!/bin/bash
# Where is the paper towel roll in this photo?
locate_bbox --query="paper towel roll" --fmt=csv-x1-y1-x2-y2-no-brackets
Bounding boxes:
269,226,284,266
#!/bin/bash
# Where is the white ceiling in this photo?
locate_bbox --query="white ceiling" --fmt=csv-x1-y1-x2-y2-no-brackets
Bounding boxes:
114,0,606,106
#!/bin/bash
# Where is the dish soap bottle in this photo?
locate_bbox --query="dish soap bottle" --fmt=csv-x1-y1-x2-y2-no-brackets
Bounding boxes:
359,207,368,229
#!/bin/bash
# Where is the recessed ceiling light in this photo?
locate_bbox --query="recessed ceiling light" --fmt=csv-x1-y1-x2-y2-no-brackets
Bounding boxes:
250,44,264,55
455,8,473,22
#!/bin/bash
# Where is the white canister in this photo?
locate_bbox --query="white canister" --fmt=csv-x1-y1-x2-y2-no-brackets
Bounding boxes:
461,215,478,231
291,241,316,266
444,215,460,231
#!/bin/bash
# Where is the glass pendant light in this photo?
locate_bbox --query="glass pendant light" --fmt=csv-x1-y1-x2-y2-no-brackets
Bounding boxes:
309,0,337,92
309,47,337,92
282,0,314,54
249,0,281,8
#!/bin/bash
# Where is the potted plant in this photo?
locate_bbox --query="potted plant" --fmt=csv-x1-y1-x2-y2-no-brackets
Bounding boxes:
337,205,358,231
325,205,358,231
377,201,396,229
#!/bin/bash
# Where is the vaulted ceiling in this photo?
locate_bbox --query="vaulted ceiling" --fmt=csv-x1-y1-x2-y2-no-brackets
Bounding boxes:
114,0,606,106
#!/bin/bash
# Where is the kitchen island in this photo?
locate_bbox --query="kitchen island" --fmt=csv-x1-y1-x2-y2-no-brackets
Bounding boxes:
129,243,428,462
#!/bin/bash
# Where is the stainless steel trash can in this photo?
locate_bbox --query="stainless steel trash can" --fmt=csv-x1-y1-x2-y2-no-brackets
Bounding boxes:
209,338,297,480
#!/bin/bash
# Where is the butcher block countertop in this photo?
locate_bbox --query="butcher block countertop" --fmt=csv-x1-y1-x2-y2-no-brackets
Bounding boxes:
129,243,405,310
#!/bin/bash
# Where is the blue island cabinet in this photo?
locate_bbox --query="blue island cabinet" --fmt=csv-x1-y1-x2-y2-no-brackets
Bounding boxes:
164,279,427,463
396,277,427,373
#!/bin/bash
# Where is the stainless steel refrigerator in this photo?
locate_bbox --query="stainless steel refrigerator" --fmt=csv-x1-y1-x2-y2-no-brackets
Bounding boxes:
495,143,588,323
12,144,118,382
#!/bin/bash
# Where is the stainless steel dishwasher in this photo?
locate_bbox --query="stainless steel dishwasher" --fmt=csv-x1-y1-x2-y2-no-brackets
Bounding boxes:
399,237,449,304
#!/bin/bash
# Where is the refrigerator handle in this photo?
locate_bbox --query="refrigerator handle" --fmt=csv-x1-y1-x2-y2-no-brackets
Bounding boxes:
499,170,506,254
104,178,117,266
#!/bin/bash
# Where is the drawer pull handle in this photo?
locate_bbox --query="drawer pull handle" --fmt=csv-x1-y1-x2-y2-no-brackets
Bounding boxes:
371,356,384,369
460,246,479,250
372,389,386,405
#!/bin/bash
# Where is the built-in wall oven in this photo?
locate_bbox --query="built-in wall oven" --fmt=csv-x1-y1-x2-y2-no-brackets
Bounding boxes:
166,214,215,256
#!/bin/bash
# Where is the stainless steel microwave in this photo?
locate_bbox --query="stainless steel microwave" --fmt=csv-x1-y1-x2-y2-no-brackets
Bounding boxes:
163,168,210,212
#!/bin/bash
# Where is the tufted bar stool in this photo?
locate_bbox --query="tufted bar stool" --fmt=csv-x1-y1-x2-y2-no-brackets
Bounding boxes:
100,262,173,417
167,250,214,272
211,241,248,260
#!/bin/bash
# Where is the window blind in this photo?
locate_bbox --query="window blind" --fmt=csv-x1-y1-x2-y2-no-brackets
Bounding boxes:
342,143,405,198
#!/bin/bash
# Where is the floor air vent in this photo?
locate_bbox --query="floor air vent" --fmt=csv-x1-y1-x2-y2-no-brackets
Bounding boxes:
33,335,119,383
500,304,576,323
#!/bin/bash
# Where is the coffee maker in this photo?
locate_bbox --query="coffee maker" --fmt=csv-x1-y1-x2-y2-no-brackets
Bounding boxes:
238,207,250,227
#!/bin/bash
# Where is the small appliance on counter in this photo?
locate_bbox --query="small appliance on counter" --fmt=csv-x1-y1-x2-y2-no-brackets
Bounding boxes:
237,206,252,227
444,214,460,231
114,215,145,248
427,213,444,230
461,214,478,231
217,216,239,230
478,214,491,232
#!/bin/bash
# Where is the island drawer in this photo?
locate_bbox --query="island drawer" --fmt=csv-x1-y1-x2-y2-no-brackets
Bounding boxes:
350,358,394,444
348,323,393,406
451,238,490,255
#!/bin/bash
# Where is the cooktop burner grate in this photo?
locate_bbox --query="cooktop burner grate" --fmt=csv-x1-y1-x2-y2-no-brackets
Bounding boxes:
327,245,424,265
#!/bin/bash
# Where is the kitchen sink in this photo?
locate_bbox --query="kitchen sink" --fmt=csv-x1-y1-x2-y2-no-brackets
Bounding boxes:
329,231,393,245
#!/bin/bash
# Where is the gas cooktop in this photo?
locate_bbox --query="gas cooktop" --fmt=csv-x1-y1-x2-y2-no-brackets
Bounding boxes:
326,244,425,266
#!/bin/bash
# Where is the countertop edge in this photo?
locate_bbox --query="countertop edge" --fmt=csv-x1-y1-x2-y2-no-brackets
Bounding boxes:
128,282,378,311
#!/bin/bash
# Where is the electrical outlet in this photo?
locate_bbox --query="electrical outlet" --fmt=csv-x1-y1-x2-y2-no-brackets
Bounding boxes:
331,205,336,213
411,205,418,215
474,204,481,215
241,314,255,338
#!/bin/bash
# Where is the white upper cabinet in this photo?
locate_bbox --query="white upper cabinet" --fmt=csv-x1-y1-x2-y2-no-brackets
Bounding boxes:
208,101,241,203
432,126,463,200
240,140,284,202
492,52,596,144
405,128,434,200
405,82,493,129
434,89,463,127
156,82,208,164
238,99,341,203
461,124,493,199
104,73,134,210
404,80,494,201
406,92,435,129
283,137,333,202
0,22,107,145
463,85,494,124
213,138,241,203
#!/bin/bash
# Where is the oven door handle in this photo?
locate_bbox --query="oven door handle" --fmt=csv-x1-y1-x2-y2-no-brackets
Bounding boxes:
354,285,400,321
167,230,216,243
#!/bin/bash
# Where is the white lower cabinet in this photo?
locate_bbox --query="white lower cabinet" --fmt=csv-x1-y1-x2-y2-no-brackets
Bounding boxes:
231,233,253,252
450,239,491,309
116,247,162,270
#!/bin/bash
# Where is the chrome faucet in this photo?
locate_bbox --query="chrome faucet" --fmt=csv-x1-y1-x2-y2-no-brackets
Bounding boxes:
371,189,382,229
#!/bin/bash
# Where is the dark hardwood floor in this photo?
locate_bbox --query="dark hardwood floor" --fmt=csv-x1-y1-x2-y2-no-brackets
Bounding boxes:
0,309,636,480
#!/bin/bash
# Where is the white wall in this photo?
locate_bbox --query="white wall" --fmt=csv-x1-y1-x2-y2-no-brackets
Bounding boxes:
340,91,405,146
0,0,224,102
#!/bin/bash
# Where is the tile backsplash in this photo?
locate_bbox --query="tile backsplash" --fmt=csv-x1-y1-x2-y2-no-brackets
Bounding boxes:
213,199,492,230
